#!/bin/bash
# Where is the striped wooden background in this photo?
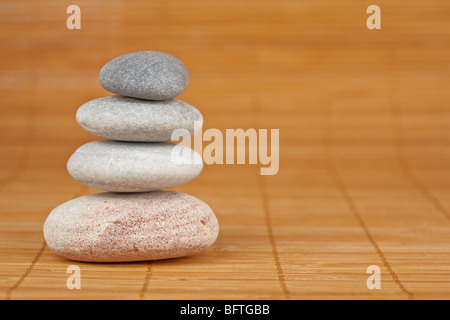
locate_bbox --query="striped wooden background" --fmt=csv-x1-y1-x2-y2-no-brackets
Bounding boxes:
0,0,449,299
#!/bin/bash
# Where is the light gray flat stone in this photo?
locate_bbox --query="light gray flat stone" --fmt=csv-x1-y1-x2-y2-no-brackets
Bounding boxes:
99,51,189,100
67,140,203,192
76,96,203,142
43,191,219,262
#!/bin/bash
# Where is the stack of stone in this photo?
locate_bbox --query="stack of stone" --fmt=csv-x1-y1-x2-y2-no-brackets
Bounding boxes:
43,51,219,262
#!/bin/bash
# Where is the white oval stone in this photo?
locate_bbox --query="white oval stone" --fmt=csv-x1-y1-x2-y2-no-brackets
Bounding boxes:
67,141,203,192
43,191,219,262
76,96,203,142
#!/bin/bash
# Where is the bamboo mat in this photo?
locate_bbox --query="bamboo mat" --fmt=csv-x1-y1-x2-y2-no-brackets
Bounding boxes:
1,0,450,300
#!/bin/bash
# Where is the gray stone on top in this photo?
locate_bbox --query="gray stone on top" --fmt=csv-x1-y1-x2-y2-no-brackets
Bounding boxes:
76,96,203,142
99,51,189,100
67,140,203,192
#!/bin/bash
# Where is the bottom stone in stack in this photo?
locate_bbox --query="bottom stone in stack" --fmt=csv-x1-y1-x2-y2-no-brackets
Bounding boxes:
43,191,219,262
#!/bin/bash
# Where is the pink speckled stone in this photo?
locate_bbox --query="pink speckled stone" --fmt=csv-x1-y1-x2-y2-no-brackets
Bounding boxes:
43,191,219,262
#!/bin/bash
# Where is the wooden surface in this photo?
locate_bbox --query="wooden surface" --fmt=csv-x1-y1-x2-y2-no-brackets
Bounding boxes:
1,0,450,300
